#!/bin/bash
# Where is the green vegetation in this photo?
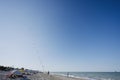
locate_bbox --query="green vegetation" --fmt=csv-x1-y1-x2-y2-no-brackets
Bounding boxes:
0,65,14,71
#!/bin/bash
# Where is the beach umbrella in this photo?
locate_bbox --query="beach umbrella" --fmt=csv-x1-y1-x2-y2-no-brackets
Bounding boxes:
10,70,22,75
6,70,23,78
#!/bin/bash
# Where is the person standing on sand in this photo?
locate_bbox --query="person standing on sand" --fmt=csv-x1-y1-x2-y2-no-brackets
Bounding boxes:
67,72,69,77
47,71,50,75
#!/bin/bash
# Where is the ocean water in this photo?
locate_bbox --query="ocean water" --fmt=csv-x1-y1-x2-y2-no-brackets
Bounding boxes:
52,72,120,80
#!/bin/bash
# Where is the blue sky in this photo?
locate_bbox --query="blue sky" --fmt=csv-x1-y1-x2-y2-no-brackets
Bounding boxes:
0,0,120,72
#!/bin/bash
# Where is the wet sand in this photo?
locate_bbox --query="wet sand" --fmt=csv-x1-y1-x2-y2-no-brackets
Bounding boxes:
28,73,88,80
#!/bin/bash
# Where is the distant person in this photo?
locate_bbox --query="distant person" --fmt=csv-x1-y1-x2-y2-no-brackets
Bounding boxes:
48,71,50,75
67,72,69,77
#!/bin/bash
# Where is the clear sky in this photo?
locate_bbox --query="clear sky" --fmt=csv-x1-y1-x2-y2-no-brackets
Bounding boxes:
0,0,120,72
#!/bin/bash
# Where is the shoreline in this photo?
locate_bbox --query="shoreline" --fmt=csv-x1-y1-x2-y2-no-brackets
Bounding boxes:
51,72,90,80
42,72,89,80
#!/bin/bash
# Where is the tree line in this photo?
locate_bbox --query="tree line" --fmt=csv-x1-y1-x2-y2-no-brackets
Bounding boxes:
0,65,14,71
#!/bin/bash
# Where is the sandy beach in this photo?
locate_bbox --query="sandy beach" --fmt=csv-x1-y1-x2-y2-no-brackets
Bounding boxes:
0,71,88,80
28,72,88,80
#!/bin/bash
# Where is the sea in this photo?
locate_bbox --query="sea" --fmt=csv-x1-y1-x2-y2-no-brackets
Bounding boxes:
52,72,120,80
